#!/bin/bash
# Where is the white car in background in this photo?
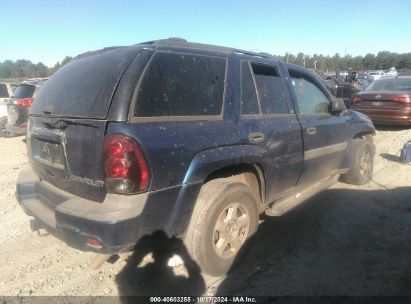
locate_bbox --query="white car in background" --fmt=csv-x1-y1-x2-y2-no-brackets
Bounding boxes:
367,71,385,82
0,83,14,137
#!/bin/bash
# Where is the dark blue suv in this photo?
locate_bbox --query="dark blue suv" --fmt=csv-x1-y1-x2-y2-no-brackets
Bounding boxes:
16,38,375,275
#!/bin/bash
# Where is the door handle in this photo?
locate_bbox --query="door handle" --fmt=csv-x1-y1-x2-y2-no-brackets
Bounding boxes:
306,127,317,136
249,132,265,143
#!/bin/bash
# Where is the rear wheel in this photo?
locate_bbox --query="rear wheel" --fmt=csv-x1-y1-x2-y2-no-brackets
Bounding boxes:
184,179,259,276
0,117,14,138
342,139,374,185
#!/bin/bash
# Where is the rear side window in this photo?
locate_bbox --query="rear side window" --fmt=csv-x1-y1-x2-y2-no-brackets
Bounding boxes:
13,85,35,98
134,52,226,117
251,63,289,114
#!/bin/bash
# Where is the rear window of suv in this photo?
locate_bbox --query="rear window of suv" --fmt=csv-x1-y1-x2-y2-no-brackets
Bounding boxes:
31,47,139,118
13,84,35,99
134,52,226,117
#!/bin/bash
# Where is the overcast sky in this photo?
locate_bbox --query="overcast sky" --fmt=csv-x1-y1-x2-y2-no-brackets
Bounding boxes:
1,0,410,67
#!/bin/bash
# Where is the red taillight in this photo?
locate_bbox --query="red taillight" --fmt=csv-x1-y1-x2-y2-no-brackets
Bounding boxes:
104,134,150,194
352,95,362,104
105,157,131,178
86,237,102,249
16,98,34,107
393,96,410,103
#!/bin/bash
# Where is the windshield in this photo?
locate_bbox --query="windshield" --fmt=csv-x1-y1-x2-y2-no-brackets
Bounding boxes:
365,78,411,91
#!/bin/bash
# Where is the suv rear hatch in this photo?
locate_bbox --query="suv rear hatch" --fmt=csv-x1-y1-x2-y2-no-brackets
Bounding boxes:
7,84,36,126
28,47,140,202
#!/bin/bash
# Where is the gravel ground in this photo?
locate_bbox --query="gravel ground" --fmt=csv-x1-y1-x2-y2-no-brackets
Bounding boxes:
0,126,410,298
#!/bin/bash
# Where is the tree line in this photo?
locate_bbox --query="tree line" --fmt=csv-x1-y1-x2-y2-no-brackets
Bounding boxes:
0,56,72,79
276,51,411,73
1,50,411,80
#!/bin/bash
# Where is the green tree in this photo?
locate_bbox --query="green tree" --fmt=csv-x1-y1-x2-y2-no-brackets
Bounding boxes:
60,56,72,66
0,60,13,78
362,53,376,70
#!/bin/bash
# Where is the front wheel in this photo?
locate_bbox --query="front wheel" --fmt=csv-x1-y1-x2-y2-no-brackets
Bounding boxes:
342,139,375,185
184,179,259,276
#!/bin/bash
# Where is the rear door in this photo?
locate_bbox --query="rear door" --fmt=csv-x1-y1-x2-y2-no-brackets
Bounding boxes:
286,67,349,187
237,59,303,202
27,47,146,202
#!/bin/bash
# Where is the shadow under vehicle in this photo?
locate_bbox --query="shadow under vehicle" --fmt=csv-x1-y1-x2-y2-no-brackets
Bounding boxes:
216,186,411,296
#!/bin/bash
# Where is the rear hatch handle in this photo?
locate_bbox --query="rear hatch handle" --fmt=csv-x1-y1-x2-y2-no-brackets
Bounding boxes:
42,119,98,130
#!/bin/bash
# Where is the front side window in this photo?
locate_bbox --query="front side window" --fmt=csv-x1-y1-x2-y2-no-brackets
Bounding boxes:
289,70,330,114
134,52,226,117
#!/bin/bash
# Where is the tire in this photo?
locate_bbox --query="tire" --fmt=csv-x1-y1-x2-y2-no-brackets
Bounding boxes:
0,117,12,138
184,179,259,276
0,117,17,138
342,139,374,185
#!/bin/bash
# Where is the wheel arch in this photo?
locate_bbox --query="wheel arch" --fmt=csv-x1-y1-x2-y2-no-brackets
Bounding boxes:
204,163,265,212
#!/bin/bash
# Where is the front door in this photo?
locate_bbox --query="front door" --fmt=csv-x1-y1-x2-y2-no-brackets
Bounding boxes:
237,59,303,202
286,67,349,187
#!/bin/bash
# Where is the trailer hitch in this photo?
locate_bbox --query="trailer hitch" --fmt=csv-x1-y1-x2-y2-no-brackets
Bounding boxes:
29,218,49,237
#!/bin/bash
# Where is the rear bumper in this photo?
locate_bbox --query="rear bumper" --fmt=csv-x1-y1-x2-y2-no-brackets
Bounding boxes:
6,123,27,135
16,165,201,253
352,107,411,125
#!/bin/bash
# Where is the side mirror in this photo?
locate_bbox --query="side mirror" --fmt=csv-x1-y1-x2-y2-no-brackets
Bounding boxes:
331,98,346,112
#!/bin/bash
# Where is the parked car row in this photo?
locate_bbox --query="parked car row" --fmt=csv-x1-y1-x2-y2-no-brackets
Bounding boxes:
321,69,411,126
312,70,360,108
0,80,47,137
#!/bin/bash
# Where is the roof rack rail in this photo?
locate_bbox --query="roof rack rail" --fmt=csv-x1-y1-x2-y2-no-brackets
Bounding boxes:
258,52,273,58
136,38,275,58
137,37,188,46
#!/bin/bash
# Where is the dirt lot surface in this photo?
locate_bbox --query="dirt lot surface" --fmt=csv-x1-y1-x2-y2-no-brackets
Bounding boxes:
0,126,410,298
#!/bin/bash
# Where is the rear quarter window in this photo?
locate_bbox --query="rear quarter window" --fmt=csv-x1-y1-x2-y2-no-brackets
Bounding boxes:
134,52,226,117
